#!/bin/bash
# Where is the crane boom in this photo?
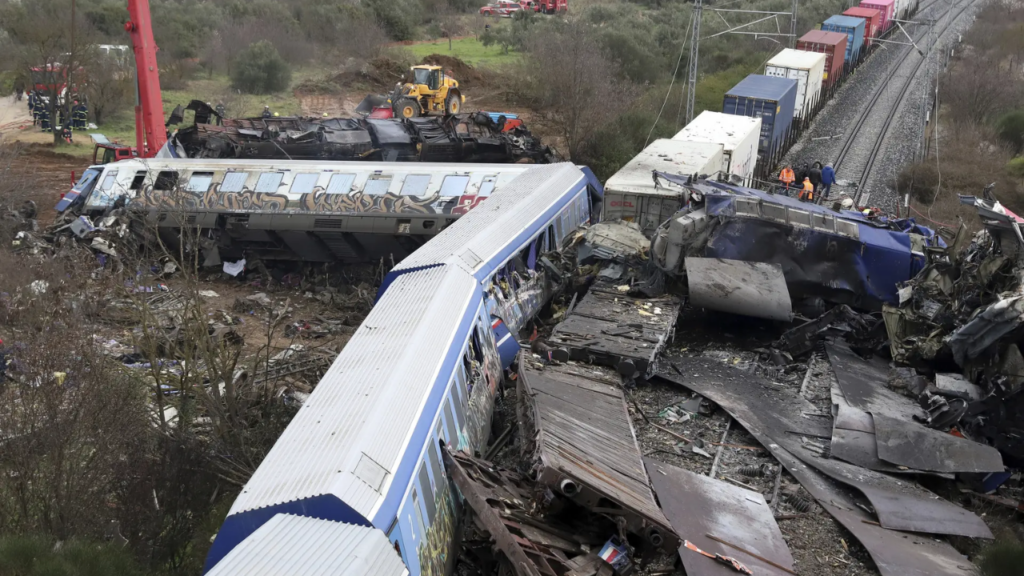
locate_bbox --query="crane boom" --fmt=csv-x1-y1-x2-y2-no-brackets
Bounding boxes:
125,0,166,157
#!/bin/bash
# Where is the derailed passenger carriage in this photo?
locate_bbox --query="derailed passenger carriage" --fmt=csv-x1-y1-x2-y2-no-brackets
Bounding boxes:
59,159,545,264
203,163,603,576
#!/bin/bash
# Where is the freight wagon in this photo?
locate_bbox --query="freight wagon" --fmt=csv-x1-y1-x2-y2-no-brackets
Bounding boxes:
822,15,867,63
673,111,761,187
843,7,882,47
860,0,895,33
796,30,849,86
764,49,827,119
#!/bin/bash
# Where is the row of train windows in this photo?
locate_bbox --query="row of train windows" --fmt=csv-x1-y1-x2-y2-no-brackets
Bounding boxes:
100,169,497,197
406,323,487,552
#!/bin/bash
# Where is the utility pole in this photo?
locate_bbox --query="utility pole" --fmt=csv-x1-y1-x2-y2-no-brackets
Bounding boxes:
685,0,702,124
789,0,797,47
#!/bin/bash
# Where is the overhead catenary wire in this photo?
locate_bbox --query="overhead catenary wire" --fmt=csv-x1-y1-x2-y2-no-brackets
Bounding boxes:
644,10,694,149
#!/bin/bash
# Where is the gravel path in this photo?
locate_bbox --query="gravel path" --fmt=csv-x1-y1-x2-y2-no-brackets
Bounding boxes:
783,0,985,211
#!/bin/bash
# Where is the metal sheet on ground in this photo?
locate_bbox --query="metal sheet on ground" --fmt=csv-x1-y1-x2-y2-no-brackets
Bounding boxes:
873,413,1004,473
825,343,924,421
520,363,678,550
831,385,915,474
658,359,992,539
685,257,794,321
767,444,973,576
644,458,795,576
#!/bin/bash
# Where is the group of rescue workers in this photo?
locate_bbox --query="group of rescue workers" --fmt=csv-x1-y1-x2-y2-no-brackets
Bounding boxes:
24,90,89,144
778,161,836,203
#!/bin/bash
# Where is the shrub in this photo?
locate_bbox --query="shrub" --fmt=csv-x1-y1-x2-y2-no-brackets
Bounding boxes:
0,535,143,576
230,41,292,94
997,110,1024,155
976,540,1024,576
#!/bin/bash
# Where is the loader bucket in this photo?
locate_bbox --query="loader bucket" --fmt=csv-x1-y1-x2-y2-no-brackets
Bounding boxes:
356,94,389,115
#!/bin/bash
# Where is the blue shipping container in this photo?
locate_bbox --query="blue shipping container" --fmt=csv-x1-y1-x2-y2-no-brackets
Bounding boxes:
722,74,798,156
821,15,866,63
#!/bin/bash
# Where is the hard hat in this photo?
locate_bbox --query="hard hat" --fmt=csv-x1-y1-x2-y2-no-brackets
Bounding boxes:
322,113,328,117
862,209,871,216
273,112,279,117
841,198,854,210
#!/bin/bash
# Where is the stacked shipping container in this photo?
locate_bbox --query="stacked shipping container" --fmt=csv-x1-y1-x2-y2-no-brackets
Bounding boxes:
843,7,882,46
860,0,894,33
722,74,798,157
821,15,867,63
796,30,849,86
764,49,827,119
672,111,761,187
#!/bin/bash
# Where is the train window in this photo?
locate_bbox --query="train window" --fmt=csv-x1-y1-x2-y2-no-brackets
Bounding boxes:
439,175,470,197
444,400,459,449
401,174,432,196
221,172,248,193
364,176,393,195
411,488,426,542
290,173,320,194
546,225,556,252
327,173,356,194
255,172,284,193
129,171,147,191
426,434,443,490
154,171,178,190
100,171,118,192
471,326,484,364
418,465,437,523
451,382,468,434
478,176,497,197
186,172,214,192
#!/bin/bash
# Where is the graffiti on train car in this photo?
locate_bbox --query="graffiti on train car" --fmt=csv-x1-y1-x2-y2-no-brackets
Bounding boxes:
130,185,484,216
417,479,457,576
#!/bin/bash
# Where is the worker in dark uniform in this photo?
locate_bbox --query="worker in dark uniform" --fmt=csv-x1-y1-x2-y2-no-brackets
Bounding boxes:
809,161,823,195
262,105,272,119
215,102,225,126
39,104,51,132
74,100,88,130
60,121,74,144
27,91,36,124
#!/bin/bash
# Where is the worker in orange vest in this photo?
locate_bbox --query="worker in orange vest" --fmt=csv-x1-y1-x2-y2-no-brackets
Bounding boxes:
799,177,814,202
779,165,795,195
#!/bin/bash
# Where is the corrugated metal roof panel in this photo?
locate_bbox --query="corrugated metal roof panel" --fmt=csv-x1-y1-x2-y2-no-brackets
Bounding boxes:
207,514,408,576
767,48,828,70
393,163,585,273
228,265,478,519
726,74,799,101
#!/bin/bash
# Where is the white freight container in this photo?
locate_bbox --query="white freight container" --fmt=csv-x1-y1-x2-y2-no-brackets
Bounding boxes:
764,49,827,119
673,111,761,187
603,139,724,237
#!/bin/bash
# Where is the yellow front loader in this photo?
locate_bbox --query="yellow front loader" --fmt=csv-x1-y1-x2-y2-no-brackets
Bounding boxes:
389,65,465,118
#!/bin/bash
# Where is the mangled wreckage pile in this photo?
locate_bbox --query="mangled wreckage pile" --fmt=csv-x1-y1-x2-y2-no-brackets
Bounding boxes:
167,101,554,163
449,178,1024,576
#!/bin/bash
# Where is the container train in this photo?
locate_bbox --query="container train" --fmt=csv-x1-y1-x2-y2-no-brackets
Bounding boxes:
605,0,920,232
203,163,603,575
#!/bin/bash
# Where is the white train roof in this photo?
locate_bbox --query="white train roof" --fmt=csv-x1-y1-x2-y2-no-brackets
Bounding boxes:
207,514,408,576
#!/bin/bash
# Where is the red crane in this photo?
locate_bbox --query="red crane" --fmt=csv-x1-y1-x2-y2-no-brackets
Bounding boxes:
125,0,166,157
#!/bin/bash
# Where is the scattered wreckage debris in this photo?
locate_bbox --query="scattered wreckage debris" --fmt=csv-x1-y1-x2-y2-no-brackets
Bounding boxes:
444,449,641,576
656,357,994,539
544,286,681,378
645,457,796,576
518,362,678,554
168,101,554,163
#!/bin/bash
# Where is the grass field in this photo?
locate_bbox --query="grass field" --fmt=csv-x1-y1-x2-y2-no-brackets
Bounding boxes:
402,36,521,68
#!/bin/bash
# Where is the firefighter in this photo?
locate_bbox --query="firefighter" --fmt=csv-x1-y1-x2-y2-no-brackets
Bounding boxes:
799,177,814,202
39,105,51,132
215,102,225,126
262,105,272,119
27,91,36,123
73,100,88,130
60,121,74,144
779,165,795,195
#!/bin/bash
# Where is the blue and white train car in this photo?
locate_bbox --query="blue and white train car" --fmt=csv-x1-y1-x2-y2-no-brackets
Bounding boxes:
204,163,602,576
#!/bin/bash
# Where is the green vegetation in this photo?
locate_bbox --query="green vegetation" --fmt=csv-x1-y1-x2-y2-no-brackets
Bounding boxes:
405,37,522,68
0,535,143,576
976,540,1024,576
231,41,293,94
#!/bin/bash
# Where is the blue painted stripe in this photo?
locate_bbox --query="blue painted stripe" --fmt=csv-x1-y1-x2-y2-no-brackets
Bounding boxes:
203,495,371,573
371,290,483,528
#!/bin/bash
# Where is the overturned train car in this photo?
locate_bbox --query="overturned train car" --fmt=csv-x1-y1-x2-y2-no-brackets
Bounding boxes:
167,101,554,164
203,163,603,576
58,159,603,265
651,176,945,313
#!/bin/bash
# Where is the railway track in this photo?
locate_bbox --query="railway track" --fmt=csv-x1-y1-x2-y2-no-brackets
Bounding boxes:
832,0,973,206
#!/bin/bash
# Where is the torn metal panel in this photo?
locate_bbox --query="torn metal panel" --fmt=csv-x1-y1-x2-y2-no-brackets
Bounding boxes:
767,444,973,576
656,359,993,539
685,258,793,321
872,413,1004,474
519,363,678,552
442,450,607,576
645,458,796,576
948,295,1024,366
547,287,681,378
825,343,925,422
